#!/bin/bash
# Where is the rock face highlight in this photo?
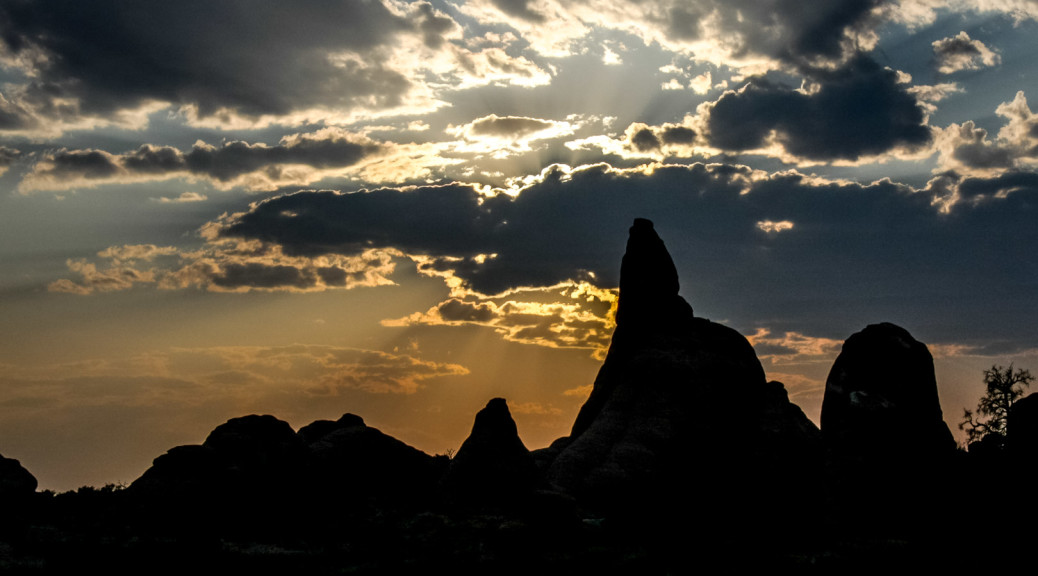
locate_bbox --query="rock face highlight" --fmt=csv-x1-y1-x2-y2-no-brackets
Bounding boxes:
538,219,821,522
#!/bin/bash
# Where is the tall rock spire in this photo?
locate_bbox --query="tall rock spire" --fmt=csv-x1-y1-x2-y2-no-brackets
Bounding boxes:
614,218,689,327
537,219,821,524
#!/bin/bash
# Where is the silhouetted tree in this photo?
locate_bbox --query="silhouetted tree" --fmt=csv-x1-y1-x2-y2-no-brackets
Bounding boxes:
960,365,1033,446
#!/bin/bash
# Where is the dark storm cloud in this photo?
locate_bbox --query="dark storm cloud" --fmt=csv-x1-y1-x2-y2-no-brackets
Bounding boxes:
216,161,1038,346
654,0,883,66
0,0,449,121
956,171,1038,200
220,182,505,261
705,55,931,160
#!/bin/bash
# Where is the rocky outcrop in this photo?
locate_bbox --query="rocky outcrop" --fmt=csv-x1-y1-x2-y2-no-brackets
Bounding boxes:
820,322,957,531
537,219,821,523
0,452,37,502
1008,392,1038,457
443,398,538,508
303,413,447,508
130,413,446,528
131,414,308,500
821,323,955,457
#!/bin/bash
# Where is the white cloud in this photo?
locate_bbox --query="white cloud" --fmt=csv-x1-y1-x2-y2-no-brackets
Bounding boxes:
757,220,795,234
932,31,1001,74
448,114,581,157
934,91,1038,177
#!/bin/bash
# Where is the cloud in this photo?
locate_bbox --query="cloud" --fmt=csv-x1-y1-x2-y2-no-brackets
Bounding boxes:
689,71,714,94
490,0,548,22
756,220,795,234
909,82,963,121
213,161,1038,349
446,44,553,89
448,114,580,157
463,0,886,71
932,31,1001,74
17,129,458,193
746,328,843,364
49,159,1038,353
48,259,159,295
933,91,1038,184
567,120,699,160
0,145,20,175
701,55,932,162
156,192,208,204
509,401,563,416
573,55,931,165
157,344,470,395
1,345,469,407
48,241,400,295
0,1,551,134
385,281,617,357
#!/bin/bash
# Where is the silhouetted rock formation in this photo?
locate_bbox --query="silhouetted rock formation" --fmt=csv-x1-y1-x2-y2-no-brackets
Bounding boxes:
132,414,308,498
820,322,956,531
0,452,36,502
2,218,1003,572
613,217,693,328
302,413,447,509
822,323,955,456
443,398,538,508
1008,392,1038,457
536,219,821,526
130,412,446,531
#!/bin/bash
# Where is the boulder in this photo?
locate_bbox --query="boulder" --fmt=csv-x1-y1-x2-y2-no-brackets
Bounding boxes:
820,322,957,531
821,322,956,458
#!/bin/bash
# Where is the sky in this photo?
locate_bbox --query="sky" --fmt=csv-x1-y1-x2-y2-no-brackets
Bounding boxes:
1,0,1037,491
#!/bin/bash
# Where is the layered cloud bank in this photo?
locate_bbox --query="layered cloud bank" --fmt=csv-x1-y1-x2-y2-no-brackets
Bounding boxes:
46,161,1038,357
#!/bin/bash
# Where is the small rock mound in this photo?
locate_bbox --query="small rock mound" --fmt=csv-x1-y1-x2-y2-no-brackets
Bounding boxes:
304,413,447,508
443,398,538,508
